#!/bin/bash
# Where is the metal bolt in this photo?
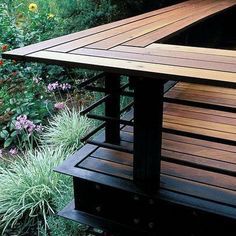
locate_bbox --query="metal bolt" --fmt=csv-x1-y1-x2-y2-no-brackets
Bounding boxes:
133,218,140,224
95,184,101,190
149,199,155,205
148,222,155,229
96,206,102,212
134,195,139,201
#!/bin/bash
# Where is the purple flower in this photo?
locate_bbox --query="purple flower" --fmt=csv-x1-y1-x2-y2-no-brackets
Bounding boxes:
15,115,41,134
35,124,43,132
9,148,18,156
47,81,59,91
59,83,71,90
54,102,65,110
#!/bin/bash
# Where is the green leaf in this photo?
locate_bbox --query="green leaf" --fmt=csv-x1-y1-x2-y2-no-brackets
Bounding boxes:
4,137,13,148
0,130,9,139
10,131,18,137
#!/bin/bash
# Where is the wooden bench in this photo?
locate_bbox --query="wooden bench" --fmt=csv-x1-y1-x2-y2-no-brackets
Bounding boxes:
3,0,236,235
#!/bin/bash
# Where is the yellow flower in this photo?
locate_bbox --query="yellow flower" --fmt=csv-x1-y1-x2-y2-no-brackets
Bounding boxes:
28,3,38,12
47,13,55,19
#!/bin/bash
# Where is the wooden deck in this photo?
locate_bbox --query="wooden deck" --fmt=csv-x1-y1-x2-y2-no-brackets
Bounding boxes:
3,0,236,234
55,82,236,235
56,82,236,222
3,0,236,87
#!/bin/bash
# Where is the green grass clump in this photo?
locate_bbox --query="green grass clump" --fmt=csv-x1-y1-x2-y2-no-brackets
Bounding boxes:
39,178,88,236
41,107,92,152
0,146,69,234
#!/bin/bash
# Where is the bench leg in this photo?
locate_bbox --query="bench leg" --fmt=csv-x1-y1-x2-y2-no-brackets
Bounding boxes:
105,73,120,144
132,77,164,192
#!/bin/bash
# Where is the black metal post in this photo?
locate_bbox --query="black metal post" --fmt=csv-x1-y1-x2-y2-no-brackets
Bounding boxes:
105,73,120,144
132,77,164,192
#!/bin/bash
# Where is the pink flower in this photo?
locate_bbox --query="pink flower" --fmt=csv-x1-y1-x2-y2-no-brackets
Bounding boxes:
54,102,65,110
35,124,43,132
9,148,18,156
15,115,41,134
59,83,71,90
47,81,59,91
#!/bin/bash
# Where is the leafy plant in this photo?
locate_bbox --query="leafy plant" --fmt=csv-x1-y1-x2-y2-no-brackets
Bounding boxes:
41,107,92,152
0,146,69,234
39,178,88,236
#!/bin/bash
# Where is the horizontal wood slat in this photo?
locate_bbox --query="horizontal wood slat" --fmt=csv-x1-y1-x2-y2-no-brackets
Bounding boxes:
123,1,236,46
23,50,236,87
3,0,200,57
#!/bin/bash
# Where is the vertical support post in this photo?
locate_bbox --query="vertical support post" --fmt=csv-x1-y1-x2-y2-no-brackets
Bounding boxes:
105,73,120,144
132,77,164,192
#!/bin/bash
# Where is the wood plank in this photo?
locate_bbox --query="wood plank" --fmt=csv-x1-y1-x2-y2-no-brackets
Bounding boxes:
71,48,236,73
161,175,236,207
163,121,236,142
162,139,236,164
112,45,236,65
79,149,236,192
162,149,236,175
176,82,236,96
162,161,236,191
91,147,133,166
164,114,236,134
79,156,133,180
147,43,236,57
25,51,236,87
86,0,216,50
2,0,197,58
123,1,236,47
162,132,236,153
165,89,236,108
168,87,236,100
164,107,236,126
164,103,236,120
119,129,236,166
48,0,211,52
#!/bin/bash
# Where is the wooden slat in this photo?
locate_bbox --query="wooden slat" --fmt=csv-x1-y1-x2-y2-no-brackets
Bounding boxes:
147,43,236,57
112,45,236,65
162,132,236,153
175,82,236,95
163,121,236,142
3,0,199,58
78,148,236,191
162,161,236,191
162,149,236,175
71,48,236,73
86,0,216,50
48,0,210,52
161,175,236,207
164,103,236,120
165,89,236,108
164,106,236,126
79,156,133,180
91,147,133,166
123,1,236,47
162,139,236,164
24,51,236,87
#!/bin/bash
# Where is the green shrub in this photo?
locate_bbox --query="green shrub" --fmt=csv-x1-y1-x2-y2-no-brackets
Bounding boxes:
41,107,92,152
39,179,88,236
0,146,69,234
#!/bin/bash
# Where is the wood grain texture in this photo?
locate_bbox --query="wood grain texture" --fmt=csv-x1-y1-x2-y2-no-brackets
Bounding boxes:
25,50,236,86
2,0,199,57
123,1,236,46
